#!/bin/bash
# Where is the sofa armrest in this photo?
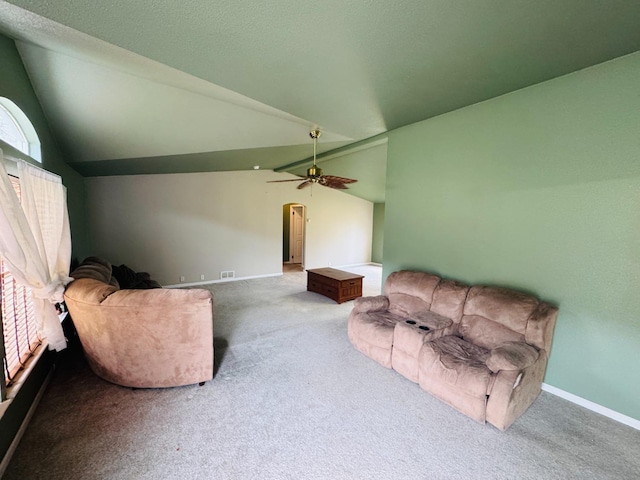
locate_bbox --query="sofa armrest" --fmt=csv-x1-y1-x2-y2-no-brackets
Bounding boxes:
352,295,390,313
486,341,539,373
486,351,548,430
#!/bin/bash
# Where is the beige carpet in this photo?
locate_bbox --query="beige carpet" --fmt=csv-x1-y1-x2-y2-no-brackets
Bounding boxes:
5,264,640,479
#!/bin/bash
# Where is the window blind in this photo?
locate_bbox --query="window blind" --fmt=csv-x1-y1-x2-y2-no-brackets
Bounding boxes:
1,176,41,390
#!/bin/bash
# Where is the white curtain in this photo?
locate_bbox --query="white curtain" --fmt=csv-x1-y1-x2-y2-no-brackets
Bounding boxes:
0,149,72,351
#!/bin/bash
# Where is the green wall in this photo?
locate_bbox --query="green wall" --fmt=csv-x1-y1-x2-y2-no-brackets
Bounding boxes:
371,203,385,264
0,33,89,465
0,34,89,259
0,349,54,465
384,52,640,420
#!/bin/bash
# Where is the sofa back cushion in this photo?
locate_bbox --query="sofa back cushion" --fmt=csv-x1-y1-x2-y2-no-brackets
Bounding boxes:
384,270,440,317
459,315,525,350
464,286,538,335
430,279,470,323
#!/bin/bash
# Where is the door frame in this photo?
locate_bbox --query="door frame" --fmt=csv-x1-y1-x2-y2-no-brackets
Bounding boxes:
287,204,306,266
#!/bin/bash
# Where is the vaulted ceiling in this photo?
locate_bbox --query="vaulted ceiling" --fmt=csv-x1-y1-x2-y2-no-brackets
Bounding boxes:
0,1,639,203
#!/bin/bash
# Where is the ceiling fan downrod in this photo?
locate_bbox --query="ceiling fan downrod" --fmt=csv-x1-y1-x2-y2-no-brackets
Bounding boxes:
307,129,322,181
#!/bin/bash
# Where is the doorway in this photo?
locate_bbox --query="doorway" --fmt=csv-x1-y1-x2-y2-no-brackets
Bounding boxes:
282,203,306,271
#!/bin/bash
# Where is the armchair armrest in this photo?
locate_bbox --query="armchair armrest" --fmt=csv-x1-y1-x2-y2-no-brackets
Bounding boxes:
352,295,390,313
486,341,539,373
103,287,212,309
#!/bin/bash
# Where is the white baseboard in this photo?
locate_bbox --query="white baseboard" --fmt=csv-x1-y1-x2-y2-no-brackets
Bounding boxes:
164,272,282,288
542,383,640,430
165,264,381,288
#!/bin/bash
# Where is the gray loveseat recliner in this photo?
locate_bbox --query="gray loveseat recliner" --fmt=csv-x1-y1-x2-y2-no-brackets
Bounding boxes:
348,270,557,430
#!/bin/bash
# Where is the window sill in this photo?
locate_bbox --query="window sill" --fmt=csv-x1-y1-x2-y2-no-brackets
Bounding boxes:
0,342,47,417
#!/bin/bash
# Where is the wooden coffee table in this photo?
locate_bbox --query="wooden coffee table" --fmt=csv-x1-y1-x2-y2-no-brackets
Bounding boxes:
306,267,364,304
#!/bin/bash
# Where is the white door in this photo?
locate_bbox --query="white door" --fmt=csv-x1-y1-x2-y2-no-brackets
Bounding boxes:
290,205,305,264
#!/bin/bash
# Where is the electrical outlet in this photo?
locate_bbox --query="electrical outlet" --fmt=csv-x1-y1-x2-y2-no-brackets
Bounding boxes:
180,276,185,282
200,274,205,281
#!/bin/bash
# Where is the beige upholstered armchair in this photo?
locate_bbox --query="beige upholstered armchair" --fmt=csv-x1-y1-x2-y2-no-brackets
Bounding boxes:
64,258,214,388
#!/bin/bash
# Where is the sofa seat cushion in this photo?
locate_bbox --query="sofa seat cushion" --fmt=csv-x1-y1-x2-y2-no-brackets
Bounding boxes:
349,311,403,348
420,336,494,398
348,310,406,368
486,342,539,372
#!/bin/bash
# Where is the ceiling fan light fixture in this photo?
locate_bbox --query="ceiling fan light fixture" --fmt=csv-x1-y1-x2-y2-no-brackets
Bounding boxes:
307,165,323,180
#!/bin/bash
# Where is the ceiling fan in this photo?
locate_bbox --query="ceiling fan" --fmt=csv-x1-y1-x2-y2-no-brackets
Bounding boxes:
267,129,358,190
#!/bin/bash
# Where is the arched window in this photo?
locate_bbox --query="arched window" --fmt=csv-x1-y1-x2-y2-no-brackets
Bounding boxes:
1,98,46,398
0,97,41,162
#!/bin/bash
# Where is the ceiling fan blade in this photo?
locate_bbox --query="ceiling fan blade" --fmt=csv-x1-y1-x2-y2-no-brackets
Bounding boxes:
267,178,306,183
320,175,356,189
297,180,312,189
319,178,345,189
323,175,357,185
